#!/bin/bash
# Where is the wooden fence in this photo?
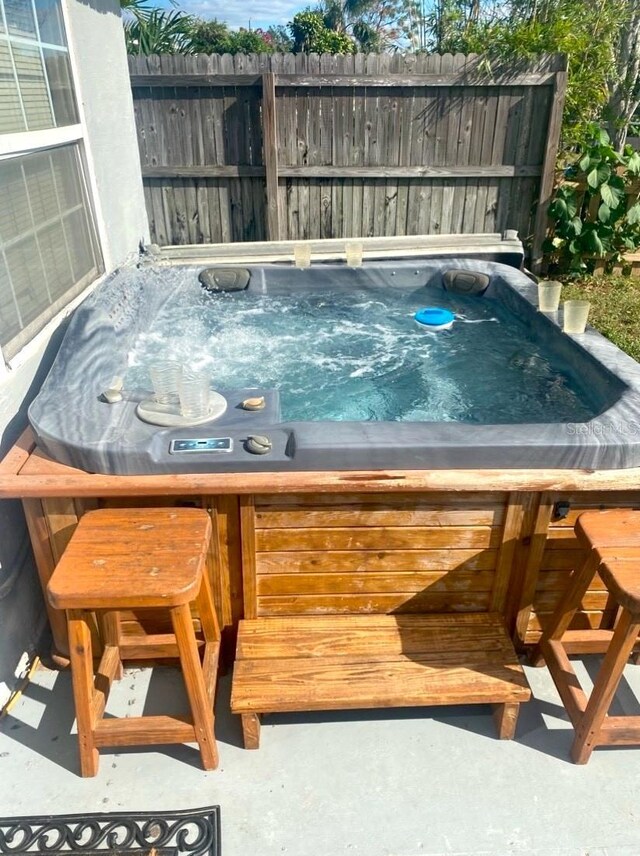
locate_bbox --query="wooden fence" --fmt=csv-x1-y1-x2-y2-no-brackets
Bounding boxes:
129,52,567,265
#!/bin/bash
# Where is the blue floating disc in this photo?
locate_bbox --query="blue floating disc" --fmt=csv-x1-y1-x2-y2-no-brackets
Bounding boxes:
414,307,455,331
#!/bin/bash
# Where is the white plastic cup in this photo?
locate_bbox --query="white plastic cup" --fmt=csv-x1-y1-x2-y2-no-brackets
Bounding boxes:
346,241,363,267
563,300,591,334
149,361,182,405
179,371,210,419
294,243,311,269
537,280,562,312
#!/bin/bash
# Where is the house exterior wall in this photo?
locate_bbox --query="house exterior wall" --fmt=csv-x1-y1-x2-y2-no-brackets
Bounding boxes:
0,0,148,707
64,0,148,270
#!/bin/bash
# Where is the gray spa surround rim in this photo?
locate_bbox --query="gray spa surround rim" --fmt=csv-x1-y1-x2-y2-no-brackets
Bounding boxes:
28,256,640,473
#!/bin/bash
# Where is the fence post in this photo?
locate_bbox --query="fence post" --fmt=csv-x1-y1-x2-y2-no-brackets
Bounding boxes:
531,70,568,273
262,72,281,241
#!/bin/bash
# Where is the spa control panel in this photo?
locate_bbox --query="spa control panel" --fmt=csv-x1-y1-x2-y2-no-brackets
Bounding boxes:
170,437,233,454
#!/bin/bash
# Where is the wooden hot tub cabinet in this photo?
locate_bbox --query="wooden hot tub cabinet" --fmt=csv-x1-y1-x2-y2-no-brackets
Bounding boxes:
3,430,640,667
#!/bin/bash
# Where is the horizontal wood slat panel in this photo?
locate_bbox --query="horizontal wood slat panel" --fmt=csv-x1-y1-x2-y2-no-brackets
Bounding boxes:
141,165,542,180
280,165,541,178
539,549,586,569
130,72,556,89
256,548,498,574
534,591,613,611
141,166,265,178
536,570,607,592
236,613,513,659
256,569,496,597
130,73,260,87
256,526,502,552
542,528,583,548
257,591,491,615
232,658,528,711
254,492,506,508
255,506,504,529
275,73,556,88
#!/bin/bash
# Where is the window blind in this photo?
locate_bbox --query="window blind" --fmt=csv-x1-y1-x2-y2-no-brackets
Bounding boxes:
0,144,103,358
0,0,78,134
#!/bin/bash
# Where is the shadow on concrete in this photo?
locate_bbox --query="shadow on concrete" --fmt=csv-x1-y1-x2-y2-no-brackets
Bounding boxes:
6,652,640,775
0,666,245,775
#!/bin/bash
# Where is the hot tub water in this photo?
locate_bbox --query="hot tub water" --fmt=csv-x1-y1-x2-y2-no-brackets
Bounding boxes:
126,270,595,425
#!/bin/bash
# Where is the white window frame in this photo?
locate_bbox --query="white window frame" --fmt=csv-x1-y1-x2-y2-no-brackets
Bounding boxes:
0,0,104,379
0,123,83,159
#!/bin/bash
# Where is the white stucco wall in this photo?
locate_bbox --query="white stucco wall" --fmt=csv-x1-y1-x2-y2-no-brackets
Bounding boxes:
64,0,149,269
0,0,148,708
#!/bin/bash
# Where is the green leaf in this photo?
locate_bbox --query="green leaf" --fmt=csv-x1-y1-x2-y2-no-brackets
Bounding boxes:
548,198,568,219
627,203,640,225
600,183,624,208
570,216,582,235
587,164,611,188
596,127,611,146
599,145,618,163
551,236,564,248
578,153,591,173
564,193,578,219
582,229,604,255
627,152,640,175
598,202,611,223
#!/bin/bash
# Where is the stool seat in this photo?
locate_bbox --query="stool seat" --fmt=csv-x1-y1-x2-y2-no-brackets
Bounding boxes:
48,508,211,610
576,509,640,549
598,556,640,614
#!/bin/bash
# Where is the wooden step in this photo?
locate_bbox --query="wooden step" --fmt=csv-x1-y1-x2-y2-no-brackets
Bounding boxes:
231,613,530,715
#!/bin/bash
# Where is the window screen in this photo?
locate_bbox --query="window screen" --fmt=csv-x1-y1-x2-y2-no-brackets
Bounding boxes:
0,0,78,134
0,144,102,358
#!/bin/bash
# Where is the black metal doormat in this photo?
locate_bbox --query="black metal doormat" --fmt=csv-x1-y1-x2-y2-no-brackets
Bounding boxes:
0,807,220,856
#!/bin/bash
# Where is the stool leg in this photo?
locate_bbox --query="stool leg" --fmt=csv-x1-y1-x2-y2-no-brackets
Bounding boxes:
241,713,261,749
171,603,219,771
97,610,123,680
492,703,520,740
67,609,99,777
532,550,600,666
572,608,640,764
195,572,221,704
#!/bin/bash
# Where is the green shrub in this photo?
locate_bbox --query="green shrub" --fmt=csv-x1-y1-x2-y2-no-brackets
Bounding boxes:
188,20,275,54
289,11,356,53
543,126,640,274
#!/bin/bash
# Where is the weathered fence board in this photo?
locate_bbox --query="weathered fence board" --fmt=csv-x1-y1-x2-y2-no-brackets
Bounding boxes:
129,52,566,257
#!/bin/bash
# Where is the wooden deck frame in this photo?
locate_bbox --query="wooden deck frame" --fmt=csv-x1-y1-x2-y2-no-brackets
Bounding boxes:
4,428,640,662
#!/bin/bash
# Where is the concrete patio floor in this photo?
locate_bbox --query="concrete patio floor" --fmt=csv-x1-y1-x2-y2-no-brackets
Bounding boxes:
2,656,640,856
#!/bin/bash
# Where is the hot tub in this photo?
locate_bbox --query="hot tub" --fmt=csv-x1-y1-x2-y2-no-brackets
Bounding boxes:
28,253,640,473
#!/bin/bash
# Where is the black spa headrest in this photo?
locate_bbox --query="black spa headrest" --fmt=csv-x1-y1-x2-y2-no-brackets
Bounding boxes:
442,269,490,295
199,267,251,293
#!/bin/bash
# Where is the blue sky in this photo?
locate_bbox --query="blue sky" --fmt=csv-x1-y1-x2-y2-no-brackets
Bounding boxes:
158,0,302,28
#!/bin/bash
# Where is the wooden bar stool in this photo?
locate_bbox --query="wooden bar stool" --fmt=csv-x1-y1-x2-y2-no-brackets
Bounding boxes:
535,509,640,764
47,507,220,777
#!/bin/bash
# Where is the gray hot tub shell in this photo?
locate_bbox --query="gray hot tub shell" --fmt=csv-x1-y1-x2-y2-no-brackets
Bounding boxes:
28,254,640,473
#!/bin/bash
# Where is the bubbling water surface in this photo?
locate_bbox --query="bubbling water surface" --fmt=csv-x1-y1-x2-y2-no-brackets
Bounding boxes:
126,271,596,424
